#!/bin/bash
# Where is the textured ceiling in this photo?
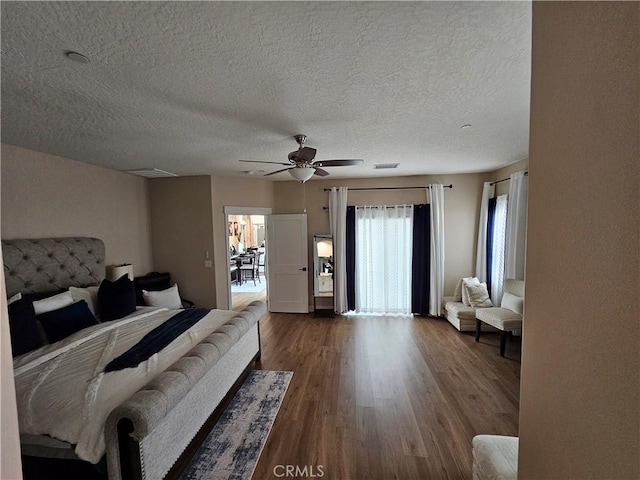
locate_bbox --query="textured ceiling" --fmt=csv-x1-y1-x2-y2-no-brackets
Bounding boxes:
1,2,531,180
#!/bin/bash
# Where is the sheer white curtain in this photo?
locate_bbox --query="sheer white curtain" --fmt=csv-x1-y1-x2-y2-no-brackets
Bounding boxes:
355,205,413,314
329,187,348,313
475,182,495,282
491,194,508,305
505,171,528,280
428,184,445,316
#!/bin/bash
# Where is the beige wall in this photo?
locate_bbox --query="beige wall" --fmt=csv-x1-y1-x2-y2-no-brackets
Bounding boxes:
273,172,488,300
1,144,153,274
210,176,274,310
493,158,529,197
148,176,217,308
519,2,639,478
148,175,274,310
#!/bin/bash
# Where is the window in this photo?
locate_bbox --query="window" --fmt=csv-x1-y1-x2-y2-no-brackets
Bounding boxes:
487,195,508,305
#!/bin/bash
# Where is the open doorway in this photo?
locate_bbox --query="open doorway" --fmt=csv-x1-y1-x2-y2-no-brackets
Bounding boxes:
225,207,271,311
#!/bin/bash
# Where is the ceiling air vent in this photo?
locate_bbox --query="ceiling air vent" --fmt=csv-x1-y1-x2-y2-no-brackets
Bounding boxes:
125,168,177,178
373,163,400,170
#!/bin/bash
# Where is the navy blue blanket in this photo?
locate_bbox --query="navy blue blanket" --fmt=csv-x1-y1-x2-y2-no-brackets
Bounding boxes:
104,308,211,373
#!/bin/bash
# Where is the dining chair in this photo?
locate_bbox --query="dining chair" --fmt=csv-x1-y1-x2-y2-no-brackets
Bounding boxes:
229,261,239,285
239,252,259,285
258,248,266,275
253,251,262,283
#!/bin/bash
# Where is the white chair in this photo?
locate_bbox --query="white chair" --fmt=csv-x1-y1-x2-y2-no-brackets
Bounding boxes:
239,251,260,285
475,279,525,356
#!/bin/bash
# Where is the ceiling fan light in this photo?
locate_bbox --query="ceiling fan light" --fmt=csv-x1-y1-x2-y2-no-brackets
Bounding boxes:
288,166,315,183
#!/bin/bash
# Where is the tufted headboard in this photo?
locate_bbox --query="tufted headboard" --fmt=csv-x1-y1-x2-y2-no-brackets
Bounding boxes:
2,237,105,298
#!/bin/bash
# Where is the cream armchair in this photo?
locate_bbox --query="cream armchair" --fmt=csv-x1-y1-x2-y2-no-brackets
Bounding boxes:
475,279,525,356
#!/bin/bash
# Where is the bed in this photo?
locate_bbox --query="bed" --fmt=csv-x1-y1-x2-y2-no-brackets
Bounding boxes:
3,237,264,480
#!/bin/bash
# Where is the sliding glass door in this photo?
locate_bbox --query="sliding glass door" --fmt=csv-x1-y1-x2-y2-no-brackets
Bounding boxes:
354,205,413,314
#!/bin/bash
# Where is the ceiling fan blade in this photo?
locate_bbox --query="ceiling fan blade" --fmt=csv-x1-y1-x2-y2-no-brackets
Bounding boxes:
295,147,317,163
313,167,330,177
263,167,292,176
239,160,292,166
312,159,364,167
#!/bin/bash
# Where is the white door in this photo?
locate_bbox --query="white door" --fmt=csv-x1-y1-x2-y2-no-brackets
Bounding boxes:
266,214,309,313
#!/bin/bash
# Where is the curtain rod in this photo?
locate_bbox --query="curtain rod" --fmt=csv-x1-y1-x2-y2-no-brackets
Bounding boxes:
323,205,420,210
490,171,528,186
323,204,428,210
323,184,453,192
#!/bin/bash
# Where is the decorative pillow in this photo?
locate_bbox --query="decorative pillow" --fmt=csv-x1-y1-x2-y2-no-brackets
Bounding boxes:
461,277,480,306
501,292,524,315
37,300,98,343
453,279,464,302
32,290,74,315
8,297,42,356
98,275,136,322
134,272,172,306
69,286,100,319
143,283,182,309
8,292,22,304
465,282,493,308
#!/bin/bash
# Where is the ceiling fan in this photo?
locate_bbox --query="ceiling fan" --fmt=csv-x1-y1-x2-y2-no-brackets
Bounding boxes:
239,134,364,183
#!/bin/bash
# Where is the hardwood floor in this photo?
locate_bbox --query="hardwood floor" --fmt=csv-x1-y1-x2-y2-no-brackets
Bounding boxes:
231,290,267,311
252,312,521,480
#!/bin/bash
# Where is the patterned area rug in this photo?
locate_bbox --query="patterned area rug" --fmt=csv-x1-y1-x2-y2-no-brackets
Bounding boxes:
180,370,293,480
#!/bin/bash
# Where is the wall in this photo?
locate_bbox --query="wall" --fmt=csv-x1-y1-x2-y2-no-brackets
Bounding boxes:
210,176,274,310
148,176,217,308
519,2,639,478
1,144,153,274
273,172,488,301
147,175,274,310
1,227,22,480
493,158,529,197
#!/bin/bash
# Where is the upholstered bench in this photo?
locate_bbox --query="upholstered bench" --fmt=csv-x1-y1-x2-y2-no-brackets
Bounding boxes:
475,279,525,356
443,296,478,331
444,276,498,332
472,435,518,480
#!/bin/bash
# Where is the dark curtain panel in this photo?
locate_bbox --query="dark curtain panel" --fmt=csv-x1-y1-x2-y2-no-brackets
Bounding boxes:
411,204,431,315
346,206,356,311
486,197,497,293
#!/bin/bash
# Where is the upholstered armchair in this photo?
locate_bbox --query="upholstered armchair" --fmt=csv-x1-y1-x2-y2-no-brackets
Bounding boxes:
475,279,524,356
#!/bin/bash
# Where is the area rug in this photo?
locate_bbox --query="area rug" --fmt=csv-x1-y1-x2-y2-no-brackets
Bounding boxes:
180,370,293,480
231,275,266,293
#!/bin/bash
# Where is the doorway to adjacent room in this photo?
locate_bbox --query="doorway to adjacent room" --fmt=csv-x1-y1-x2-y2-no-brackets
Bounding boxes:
225,207,271,311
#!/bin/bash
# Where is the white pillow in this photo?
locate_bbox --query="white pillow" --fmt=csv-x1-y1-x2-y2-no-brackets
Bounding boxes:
69,286,100,319
8,292,22,304
464,282,493,308
453,279,464,302
461,277,480,306
501,292,524,315
143,284,182,309
32,291,74,315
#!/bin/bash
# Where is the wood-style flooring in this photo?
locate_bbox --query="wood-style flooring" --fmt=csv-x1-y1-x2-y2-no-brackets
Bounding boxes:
249,309,521,480
232,290,267,311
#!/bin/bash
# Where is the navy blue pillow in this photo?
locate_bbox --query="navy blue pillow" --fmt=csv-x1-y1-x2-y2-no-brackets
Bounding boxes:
37,300,98,344
98,275,136,322
8,297,42,356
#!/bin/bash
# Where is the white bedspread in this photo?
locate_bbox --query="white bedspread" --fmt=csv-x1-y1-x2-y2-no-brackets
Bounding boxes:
13,307,238,464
